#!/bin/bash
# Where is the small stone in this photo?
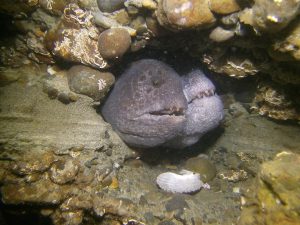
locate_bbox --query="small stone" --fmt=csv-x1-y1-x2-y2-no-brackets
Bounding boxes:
130,16,147,35
57,92,71,104
67,65,115,101
209,0,240,15
113,9,130,25
158,221,176,225
61,210,83,225
209,27,235,42
49,159,79,185
98,28,131,60
127,5,139,15
101,175,113,187
165,195,188,212
78,0,98,9
142,0,157,10
97,0,125,13
185,156,216,182
43,72,77,103
109,176,119,189
24,173,42,183
146,16,168,37
68,91,79,102
93,12,120,29
41,209,54,216
156,0,216,31
131,39,148,52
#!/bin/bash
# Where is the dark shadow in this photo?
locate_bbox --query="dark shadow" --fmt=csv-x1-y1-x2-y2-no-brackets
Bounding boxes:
0,202,53,225
132,126,225,166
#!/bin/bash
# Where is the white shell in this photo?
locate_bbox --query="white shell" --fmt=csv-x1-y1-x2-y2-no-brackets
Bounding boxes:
156,170,204,194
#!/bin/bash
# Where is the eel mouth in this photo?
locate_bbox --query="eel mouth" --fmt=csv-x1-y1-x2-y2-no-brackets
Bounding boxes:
148,107,185,117
188,89,215,104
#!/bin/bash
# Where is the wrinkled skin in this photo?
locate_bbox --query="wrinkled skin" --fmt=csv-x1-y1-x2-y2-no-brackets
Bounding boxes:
102,59,224,149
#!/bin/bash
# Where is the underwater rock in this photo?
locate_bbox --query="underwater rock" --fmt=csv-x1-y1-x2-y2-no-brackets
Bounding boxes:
244,0,300,33
45,4,108,69
49,159,80,185
0,67,22,86
156,170,210,193
209,0,241,15
0,0,37,15
67,65,115,101
39,0,72,15
102,59,223,149
239,151,300,225
97,0,125,12
269,19,300,61
184,156,217,182
251,81,300,121
43,70,79,104
124,0,157,10
209,26,235,42
202,47,260,78
98,28,131,60
156,0,216,31
11,151,55,176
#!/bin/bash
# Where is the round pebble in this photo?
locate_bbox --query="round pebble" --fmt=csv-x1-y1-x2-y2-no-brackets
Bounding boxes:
97,0,125,13
67,65,115,101
185,156,217,182
98,28,131,60
157,0,216,30
209,27,235,42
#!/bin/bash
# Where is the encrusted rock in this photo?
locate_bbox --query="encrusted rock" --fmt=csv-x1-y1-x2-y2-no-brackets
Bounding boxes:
59,210,84,225
45,4,108,69
156,0,216,31
251,81,300,121
39,0,72,15
241,0,300,33
269,19,300,61
49,159,80,185
203,48,260,78
239,151,300,225
209,0,241,15
218,169,248,182
92,196,136,217
1,179,71,205
26,33,55,64
98,28,131,60
67,65,115,101
11,151,55,176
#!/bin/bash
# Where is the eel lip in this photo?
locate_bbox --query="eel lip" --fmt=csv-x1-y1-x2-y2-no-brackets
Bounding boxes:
148,107,185,116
